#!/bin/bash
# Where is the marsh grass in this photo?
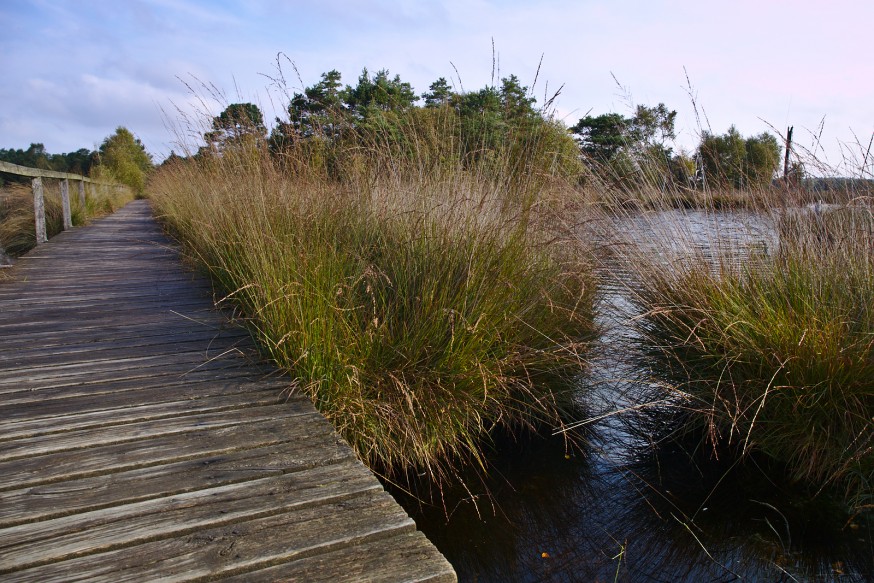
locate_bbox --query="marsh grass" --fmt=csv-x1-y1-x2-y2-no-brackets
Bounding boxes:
0,183,66,255
0,181,134,256
620,197,873,511
150,115,598,485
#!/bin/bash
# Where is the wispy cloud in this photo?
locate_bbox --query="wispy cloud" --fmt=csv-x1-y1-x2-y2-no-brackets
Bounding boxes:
1,0,871,164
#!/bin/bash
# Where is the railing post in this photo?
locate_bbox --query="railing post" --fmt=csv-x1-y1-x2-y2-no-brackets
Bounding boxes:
78,180,86,213
32,177,47,244
60,179,72,230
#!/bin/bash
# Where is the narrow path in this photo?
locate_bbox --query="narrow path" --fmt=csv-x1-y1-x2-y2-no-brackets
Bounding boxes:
0,200,455,582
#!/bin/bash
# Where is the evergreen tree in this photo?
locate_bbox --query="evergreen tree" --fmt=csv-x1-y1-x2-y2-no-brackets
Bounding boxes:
205,103,267,150
422,77,453,108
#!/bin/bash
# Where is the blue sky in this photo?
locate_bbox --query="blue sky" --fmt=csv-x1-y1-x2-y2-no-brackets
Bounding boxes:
2,0,872,173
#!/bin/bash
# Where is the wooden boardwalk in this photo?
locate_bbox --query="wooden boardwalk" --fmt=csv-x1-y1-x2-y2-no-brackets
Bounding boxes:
0,201,455,582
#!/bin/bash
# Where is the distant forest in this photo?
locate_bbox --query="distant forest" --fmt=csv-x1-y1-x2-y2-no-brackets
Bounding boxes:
1,127,153,195
186,67,793,192
0,143,97,185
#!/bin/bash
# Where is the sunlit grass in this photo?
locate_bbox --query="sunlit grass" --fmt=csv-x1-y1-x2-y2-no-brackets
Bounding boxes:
149,125,598,484
623,201,873,511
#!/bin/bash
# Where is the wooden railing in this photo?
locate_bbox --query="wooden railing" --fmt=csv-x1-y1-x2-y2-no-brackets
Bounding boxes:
0,161,129,256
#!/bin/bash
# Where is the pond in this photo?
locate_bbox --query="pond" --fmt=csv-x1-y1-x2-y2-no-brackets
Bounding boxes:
389,209,873,582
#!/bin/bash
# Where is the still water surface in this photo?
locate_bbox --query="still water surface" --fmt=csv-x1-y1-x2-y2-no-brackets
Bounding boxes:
391,210,873,582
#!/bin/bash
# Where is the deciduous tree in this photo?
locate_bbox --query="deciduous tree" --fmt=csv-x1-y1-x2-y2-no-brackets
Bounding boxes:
698,126,780,189
93,127,153,194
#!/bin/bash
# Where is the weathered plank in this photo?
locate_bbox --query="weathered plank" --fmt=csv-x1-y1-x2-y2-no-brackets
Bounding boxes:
2,492,437,583
0,429,354,528
0,160,118,183
0,314,223,340
0,404,307,462
0,200,454,581
0,414,333,492
0,328,249,365
0,370,284,407
0,390,287,441
0,460,383,573
0,351,261,392
0,361,266,398
221,530,459,583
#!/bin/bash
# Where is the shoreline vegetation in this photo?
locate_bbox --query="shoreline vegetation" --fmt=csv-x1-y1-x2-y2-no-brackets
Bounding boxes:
6,62,871,517
148,63,871,513
618,202,873,514
149,107,599,487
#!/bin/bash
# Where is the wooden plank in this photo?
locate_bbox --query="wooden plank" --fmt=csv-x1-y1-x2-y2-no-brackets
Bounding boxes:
1,490,440,583
0,459,385,574
0,372,291,409
0,310,231,342
0,279,212,300
0,430,356,528
221,530,457,583
0,277,210,294
0,334,251,373
0,301,218,324
0,413,334,492
0,328,249,364
0,403,305,462
0,160,121,185
0,350,262,390
0,359,270,398
0,389,288,441
0,311,221,337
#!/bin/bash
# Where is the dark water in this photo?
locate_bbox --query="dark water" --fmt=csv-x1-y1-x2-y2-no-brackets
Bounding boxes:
390,209,874,582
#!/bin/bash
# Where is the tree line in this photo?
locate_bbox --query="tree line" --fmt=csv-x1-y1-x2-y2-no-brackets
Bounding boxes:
3,66,787,195
0,143,97,179
0,127,153,195
192,66,786,192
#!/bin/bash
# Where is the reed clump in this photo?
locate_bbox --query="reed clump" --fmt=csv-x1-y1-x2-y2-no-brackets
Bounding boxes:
149,119,598,484
626,201,873,511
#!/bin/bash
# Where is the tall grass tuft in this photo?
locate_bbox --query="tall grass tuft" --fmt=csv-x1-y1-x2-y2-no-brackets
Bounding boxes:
149,116,598,485
623,200,873,512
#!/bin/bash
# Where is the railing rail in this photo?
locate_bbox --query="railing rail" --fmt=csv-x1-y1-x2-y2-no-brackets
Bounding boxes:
0,161,130,261
0,160,119,183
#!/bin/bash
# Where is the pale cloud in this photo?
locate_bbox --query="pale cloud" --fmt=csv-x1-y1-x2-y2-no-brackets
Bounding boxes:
1,0,872,167
140,0,245,27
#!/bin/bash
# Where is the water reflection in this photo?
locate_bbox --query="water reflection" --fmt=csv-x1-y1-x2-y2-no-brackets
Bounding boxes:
396,424,872,582
389,432,604,582
391,208,872,581
612,440,873,581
